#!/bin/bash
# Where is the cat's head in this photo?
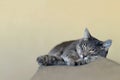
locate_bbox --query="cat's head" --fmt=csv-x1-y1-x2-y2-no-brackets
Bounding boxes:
79,28,112,57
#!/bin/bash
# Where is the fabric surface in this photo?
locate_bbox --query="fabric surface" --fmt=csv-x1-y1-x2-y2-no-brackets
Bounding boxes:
31,57,120,80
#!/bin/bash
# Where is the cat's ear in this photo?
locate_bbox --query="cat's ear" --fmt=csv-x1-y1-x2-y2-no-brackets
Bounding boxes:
103,39,112,50
83,28,91,40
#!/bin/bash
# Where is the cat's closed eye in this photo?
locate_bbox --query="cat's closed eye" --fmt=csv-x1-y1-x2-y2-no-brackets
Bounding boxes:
89,49,96,54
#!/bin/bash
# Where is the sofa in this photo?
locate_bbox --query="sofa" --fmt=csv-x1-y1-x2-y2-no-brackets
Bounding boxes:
31,57,120,80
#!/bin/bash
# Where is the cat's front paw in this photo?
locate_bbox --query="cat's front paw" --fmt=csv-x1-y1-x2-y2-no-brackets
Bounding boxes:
37,55,47,66
76,58,86,65
84,57,91,64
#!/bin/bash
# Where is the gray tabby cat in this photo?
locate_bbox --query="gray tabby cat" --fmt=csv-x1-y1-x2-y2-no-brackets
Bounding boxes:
37,28,112,66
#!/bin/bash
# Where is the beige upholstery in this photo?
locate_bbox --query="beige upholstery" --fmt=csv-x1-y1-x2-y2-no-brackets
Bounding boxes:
31,57,120,80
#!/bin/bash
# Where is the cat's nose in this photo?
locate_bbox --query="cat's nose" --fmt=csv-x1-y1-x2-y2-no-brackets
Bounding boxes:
83,55,87,58
83,53,87,56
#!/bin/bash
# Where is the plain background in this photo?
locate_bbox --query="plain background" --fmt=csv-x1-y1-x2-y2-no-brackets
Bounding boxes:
0,0,120,80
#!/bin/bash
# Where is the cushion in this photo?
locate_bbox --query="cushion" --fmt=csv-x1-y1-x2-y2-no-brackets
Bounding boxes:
31,57,120,80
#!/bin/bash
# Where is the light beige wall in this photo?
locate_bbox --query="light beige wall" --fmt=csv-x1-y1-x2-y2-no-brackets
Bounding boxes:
0,0,120,80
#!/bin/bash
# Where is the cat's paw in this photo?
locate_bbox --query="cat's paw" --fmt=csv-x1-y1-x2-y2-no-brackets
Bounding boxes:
75,58,86,65
66,61,75,66
61,56,76,66
37,55,47,66
84,57,91,64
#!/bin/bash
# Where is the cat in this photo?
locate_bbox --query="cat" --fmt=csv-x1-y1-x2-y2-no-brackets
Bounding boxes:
37,28,112,66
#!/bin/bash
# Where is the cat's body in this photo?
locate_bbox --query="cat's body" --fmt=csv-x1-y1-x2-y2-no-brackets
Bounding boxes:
37,28,112,66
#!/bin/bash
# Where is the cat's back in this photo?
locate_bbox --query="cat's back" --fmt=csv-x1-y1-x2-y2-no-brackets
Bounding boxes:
48,40,77,56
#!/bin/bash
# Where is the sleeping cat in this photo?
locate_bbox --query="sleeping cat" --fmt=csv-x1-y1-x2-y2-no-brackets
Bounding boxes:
37,28,112,66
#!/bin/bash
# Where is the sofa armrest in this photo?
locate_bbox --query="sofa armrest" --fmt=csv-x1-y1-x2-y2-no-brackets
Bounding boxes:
31,57,120,80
